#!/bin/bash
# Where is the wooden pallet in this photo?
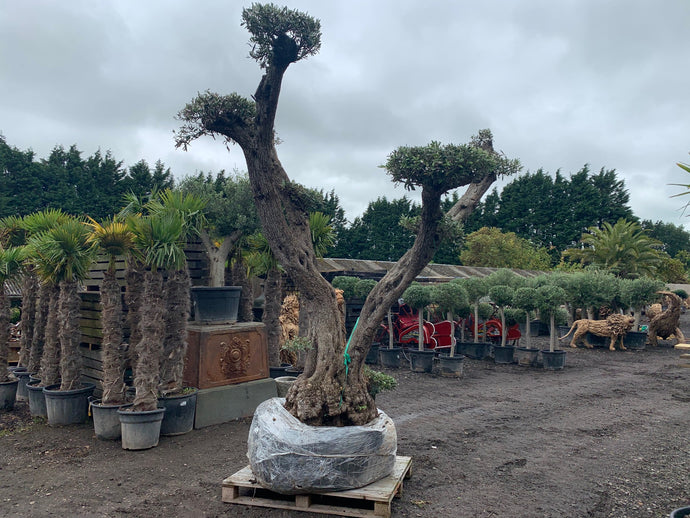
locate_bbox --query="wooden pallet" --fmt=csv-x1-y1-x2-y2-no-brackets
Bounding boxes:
222,455,412,518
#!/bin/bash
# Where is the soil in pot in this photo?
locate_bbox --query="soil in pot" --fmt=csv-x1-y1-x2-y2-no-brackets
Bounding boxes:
43,382,96,426
90,397,133,440
438,354,464,377
274,376,297,398
514,347,539,367
0,379,19,411
118,407,166,450
159,389,198,436
409,350,435,373
541,350,567,370
379,347,402,369
493,345,516,364
27,380,47,417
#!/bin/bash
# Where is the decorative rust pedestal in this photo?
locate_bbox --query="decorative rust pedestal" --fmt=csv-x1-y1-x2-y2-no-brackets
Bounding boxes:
183,322,275,429
184,322,269,389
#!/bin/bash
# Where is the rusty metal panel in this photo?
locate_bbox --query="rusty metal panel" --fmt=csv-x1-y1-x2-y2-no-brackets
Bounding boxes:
184,323,268,389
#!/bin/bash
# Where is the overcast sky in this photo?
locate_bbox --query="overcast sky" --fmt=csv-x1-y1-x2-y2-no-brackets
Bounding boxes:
2,1,690,230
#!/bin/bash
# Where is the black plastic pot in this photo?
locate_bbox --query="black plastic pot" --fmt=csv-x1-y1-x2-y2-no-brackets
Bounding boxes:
493,345,516,364
44,382,96,426
409,350,435,373
514,347,539,367
13,370,30,402
269,366,289,379
90,397,133,440
459,342,489,360
0,379,18,411
670,506,690,518
27,380,47,417
159,389,198,436
541,350,567,370
624,331,647,350
365,343,380,365
379,347,402,369
118,407,166,450
438,355,464,377
190,286,241,323
585,332,607,348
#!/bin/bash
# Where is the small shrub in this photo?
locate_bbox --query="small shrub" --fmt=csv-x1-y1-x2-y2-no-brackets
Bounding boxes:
364,366,397,399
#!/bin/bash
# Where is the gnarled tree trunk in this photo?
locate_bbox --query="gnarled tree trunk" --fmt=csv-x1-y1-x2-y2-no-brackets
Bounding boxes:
263,267,283,367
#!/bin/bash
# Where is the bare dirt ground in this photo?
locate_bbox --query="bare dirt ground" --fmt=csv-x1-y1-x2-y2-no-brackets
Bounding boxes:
2,316,690,518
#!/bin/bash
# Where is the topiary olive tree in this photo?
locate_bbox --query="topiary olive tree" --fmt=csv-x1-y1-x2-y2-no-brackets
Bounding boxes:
175,4,519,426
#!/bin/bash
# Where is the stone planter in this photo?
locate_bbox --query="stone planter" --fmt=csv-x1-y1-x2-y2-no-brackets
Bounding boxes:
275,376,297,398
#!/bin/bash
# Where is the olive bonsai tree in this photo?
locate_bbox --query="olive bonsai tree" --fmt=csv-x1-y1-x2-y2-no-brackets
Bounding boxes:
175,4,519,426
512,286,538,349
431,281,468,357
619,277,665,331
535,284,568,352
402,283,433,351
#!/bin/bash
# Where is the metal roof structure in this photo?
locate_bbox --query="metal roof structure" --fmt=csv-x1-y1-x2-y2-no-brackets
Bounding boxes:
316,258,544,284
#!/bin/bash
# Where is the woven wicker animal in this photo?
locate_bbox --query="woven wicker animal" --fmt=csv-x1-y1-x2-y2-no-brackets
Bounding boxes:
559,314,635,351
646,303,662,322
648,291,685,346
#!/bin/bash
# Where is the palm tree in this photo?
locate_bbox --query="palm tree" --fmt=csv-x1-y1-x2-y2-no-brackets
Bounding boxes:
34,220,96,390
86,216,134,404
0,247,26,382
563,219,663,279
129,212,187,411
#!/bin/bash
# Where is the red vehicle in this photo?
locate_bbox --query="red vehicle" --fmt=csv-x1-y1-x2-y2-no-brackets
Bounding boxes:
461,315,521,345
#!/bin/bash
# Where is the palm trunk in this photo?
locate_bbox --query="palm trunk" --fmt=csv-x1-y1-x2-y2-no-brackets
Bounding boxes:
59,280,82,391
263,267,283,367
0,287,11,382
231,258,254,323
124,260,145,371
18,272,38,368
132,269,164,411
28,281,49,374
159,268,191,394
39,285,60,387
100,269,126,404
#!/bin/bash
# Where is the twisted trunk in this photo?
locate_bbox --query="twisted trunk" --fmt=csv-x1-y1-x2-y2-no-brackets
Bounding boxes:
132,270,164,411
231,258,254,322
58,280,82,391
39,285,60,387
100,269,126,404
159,268,191,394
28,281,49,374
18,272,38,368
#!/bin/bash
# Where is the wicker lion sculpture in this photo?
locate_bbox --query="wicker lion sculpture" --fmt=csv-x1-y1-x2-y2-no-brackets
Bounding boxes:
559,314,635,351
647,291,685,346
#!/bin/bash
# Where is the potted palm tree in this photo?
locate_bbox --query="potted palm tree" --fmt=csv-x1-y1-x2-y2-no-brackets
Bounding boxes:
32,218,98,425
536,284,568,370
402,283,434,373
118,211,187,449
0,246,25,410
85,216,135,439
432,281,468,377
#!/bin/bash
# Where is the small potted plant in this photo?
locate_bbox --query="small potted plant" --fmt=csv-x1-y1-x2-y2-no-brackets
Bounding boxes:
431,281,468,377
363,366,397,399
401,283,435,373
536,284,568,370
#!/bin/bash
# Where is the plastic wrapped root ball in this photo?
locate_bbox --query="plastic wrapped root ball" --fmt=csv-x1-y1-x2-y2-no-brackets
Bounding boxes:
247,398,397,494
